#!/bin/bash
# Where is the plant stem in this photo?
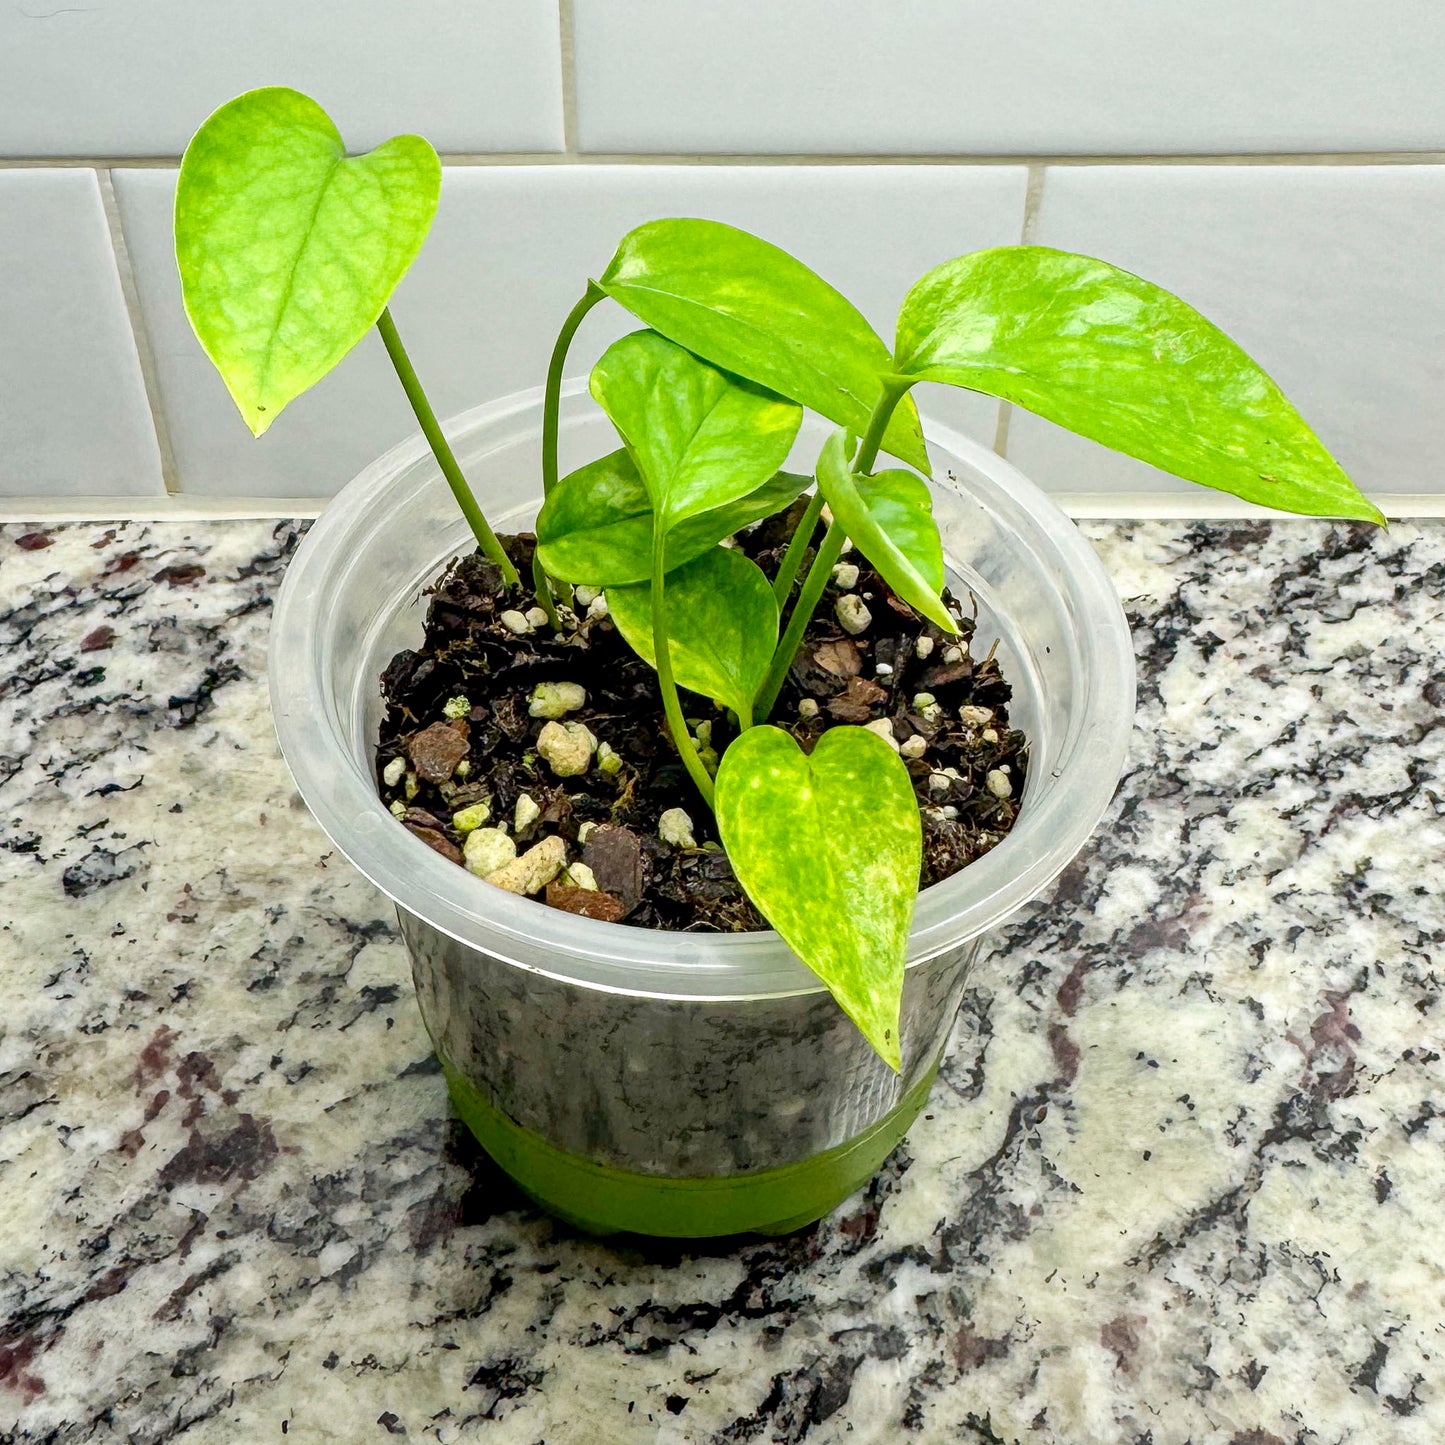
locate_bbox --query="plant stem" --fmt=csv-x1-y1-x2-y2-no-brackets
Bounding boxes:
753,519,846,723
533,283,607,620
376,307,519,586
751,376,918,717
771,489,826,607
855,374,914,475
542,283,605,496
651,523,717,810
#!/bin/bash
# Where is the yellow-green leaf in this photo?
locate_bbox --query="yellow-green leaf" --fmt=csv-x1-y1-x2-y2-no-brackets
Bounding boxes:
175,86,440,435
895,245,1383,523
815,430,956,634
598,218,930,474
589,330,801,530
535,448,809,585
715,725,921,1070
607,548,778,725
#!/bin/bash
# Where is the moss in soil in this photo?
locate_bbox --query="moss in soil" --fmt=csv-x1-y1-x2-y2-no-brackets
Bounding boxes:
376,504,1028,931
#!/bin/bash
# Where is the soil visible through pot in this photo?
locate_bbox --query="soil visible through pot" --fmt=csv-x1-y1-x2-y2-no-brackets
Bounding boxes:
376,501,1028,931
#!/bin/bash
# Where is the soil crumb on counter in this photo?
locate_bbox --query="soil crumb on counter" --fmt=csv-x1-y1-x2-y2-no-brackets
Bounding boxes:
377,514,1027,932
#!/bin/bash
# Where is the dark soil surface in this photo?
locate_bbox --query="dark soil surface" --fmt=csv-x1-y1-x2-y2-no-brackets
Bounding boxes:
377,503,1028,931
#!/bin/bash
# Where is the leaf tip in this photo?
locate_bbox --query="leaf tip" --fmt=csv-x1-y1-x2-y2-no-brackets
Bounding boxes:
241,399,273,438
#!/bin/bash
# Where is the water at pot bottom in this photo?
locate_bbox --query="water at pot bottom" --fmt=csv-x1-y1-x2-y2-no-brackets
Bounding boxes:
402,908,980,1238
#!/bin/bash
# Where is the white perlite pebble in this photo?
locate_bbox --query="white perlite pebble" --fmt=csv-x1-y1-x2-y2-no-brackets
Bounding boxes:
958,705,993,727
928,772,951,793
525,606,549,629
874,663,893,677
831,561,860,589
486,835,566,895
514,793,541,832
536,720,597,777
900,734,928,759
914,636,935,660
442,695,470,720
528,681,588,719
986,768,1013,799
463,827,517,879
382,756,406,788
573,585,600,607
586,594,609,620
389,799,407,818
981,727,999,744
576,821,597,844
596,741,623,777
798,698,819,720
864,719,899,752
499,609,532,635
943,643,966,664
835,594,872,635
658,808,696,848
564,862,599,891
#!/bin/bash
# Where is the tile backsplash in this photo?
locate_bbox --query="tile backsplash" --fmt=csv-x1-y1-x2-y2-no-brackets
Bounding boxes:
1,3,1442,511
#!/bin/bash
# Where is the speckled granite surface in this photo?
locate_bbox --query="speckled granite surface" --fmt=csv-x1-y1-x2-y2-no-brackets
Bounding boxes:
1,518,1441,1445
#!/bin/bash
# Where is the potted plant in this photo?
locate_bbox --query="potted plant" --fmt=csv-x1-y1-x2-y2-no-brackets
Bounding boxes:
177,89,1381,1238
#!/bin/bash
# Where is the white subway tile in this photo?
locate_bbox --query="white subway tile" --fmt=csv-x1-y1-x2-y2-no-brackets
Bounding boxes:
573,1,1445,155
115,165,1026,498
0,1,562,157
1005,165,1445,500
0,171,162,498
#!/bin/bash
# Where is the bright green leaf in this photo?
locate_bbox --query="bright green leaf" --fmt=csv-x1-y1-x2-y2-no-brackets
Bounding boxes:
815,430,956,634
589,331,801,531
536,449,809,585
894,246,1383,523
175,86,440,436
607,548,778,724
597,218,930,475
855,469,945,597
715,725,922,1070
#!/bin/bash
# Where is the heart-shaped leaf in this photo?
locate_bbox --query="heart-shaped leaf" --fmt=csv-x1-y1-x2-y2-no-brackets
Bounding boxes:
815,430,956,634
597,218,930,475
175,86,441,436
894,245,1383,523
607,548,778,725
715,725,922,1070
590,330,801,530
536,449,809,585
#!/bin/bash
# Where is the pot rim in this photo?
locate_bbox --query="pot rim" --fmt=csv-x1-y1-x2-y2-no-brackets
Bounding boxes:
269,380,1135,1001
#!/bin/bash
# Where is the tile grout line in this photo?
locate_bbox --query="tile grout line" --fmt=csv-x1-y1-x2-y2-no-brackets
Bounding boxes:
557,0,580,159
95,167,181,494
5,493,1442,524
7,150,1445,170
991,164,1048,459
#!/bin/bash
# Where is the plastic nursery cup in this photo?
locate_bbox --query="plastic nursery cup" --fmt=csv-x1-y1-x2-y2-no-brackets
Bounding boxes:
269,382,1135,1239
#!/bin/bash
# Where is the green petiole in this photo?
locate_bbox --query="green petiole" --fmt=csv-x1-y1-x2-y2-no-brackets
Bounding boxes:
753,518,845,724
534,283,608,623
752,378,913,721
376,307,519,586
771,489,826,608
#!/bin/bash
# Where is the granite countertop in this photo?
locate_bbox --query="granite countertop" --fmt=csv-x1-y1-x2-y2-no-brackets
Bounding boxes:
1,518,1441,1445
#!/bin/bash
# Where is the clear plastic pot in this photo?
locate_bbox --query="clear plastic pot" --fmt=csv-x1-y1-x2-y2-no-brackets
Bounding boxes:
269,383,1135,1237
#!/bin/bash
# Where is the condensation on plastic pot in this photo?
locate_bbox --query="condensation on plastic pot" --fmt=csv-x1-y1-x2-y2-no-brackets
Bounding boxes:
269,382,1135,1003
